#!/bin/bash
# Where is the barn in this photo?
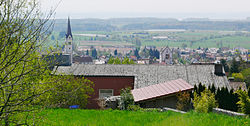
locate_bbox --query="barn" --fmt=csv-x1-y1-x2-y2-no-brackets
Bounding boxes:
55,64,230,109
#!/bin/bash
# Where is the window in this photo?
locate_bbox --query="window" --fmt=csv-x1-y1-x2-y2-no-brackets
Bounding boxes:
68,42,71,45
99,89,113,99
165,54,170,59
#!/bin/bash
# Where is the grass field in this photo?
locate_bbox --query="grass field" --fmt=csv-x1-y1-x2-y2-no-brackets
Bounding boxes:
33,109,249,126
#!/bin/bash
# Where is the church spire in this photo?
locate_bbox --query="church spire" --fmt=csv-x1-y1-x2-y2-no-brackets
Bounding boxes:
66,17,73,39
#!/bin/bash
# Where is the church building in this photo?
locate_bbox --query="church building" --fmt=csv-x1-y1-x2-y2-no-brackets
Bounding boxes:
63,17,73,65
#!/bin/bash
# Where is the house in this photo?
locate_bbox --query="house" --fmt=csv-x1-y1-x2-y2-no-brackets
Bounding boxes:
43,53,71,69
130,55,137,61
95,60,106,64
73,55,93,64
137,58,150,64
55,64,230,109
160,46,173,64
229,82,247,91
228,77,247,91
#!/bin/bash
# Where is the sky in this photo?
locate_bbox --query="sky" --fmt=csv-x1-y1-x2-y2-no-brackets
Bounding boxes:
41,0,250,19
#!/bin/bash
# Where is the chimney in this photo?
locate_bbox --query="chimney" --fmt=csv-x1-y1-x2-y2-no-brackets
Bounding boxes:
214,64,224,76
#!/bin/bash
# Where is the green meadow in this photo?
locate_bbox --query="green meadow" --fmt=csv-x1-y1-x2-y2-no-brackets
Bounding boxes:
26,109,250,126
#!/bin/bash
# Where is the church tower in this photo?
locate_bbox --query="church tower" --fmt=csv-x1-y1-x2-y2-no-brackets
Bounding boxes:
64,17,73,64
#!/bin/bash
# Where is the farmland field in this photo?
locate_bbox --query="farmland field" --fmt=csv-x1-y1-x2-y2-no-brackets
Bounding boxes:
47,30,250,49
22,109,250,126
78,41,133,46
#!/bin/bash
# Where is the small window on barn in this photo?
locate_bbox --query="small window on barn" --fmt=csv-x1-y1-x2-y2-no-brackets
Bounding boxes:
99,89,113,99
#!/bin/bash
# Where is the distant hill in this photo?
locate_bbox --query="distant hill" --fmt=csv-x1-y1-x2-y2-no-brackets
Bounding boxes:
53,18,250,32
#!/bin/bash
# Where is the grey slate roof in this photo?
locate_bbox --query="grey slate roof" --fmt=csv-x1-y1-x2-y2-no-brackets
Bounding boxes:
66,17,73,39
55,64,230,89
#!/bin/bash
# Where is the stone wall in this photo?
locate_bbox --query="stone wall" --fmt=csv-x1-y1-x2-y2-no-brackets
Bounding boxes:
212,108,246,117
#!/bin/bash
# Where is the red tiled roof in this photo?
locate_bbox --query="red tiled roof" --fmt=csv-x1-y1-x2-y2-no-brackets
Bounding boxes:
131,79,193,102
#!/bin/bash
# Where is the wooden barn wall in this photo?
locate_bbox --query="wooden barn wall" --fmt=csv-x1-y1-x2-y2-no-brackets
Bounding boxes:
138,95,178,109
84,76,134,109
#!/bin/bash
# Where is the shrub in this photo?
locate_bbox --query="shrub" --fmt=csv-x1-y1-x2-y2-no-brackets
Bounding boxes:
235,89,250,115
194,83,239,112
232,73,244,82
193,89,218,113
127,105,143,111
39,76,94,109
119,87,134,110
176,91,191,111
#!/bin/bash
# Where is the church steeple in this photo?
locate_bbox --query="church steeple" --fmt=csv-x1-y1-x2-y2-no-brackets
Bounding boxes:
63,17,73,65
66,17,73,39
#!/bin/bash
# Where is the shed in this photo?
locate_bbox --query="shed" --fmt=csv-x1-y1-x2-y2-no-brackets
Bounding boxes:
229,82,247,91
131,79,193,109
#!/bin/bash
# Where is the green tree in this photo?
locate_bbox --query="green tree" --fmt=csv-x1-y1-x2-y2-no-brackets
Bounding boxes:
129,59,135,64
211,84,216,94
134,48,140,58
232,73,244,82
0,0,54,124
119,87,134,110
86,50,89,55
114,57,121,64
235,89,250,115
220,59,229,72
91,48,97,59
121,57,135,64
140,47,150,58
0,1,94,125
114,49,118,56
39,76,94,109
230,58,240,75
196,83,206,96
108,56,115,64
193,89,218,113
176,91,191,111
241,68,250,87
51,35,55,40
122,57,130,64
